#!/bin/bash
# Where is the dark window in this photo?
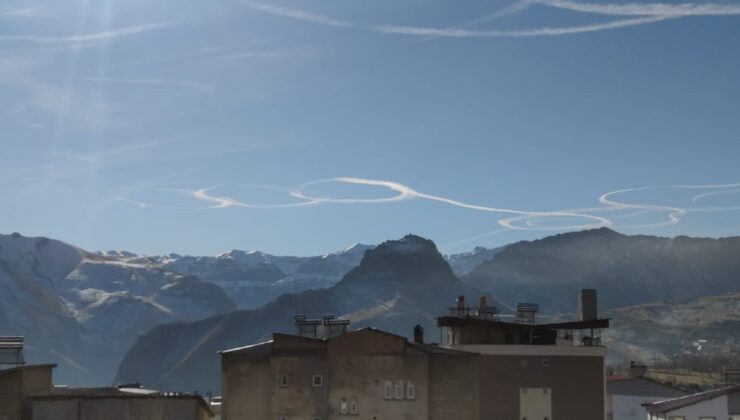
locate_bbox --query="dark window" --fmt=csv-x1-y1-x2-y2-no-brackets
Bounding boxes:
312,374,323,387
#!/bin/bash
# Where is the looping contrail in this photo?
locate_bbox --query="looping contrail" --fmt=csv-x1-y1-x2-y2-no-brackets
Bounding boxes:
119,177,740,235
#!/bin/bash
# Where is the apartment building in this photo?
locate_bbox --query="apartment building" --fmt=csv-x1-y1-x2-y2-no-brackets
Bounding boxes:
221,290,609,420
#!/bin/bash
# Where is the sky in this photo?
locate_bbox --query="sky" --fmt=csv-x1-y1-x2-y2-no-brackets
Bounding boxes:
2,0,740,257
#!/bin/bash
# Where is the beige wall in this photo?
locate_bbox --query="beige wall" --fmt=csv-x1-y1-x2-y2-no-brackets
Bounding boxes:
270,354,328,419
428,355,477,420
222,351,272,420
0,369,24,420
0,365,54,420
477,354,605,420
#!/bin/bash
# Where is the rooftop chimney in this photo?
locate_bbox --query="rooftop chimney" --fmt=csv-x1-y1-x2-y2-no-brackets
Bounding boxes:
413,324,424,344
479,296,487,311
457,295,466,309
629,361,647,377
579,289,598,321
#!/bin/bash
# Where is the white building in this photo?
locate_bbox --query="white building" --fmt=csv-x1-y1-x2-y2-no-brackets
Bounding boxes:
607,375,687,420
643,384,740,420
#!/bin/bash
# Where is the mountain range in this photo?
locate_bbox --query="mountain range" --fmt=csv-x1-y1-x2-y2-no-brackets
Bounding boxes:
2,228,739,390
114,235,488,393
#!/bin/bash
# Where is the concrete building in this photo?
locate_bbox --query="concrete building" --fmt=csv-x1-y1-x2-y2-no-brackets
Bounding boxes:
28,388,213,420
0,364,55,420
0,363,212,420
221,291,609,420
606,365,687,420
221,328,477,420
643,384,740,420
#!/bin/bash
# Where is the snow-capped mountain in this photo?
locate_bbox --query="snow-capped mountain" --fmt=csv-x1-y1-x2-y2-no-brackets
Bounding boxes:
115,234,491,393
143,243,375,308
445,245,507,276
0,232,235,386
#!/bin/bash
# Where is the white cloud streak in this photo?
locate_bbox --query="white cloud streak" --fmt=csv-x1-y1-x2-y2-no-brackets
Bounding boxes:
0,22,170,44
242,2,351,27
0,6,44,17
372,16,671,37
241,0,740,39
536,0,740,16
84,77,213,92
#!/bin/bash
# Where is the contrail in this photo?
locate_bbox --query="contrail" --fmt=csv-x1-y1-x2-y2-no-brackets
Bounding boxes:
372,16,671,38
119,178,740,236
0,23,170,44
535,0,740,17
238,1,740,39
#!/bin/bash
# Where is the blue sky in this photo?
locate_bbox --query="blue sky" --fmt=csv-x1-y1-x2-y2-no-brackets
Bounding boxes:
2,0,740,256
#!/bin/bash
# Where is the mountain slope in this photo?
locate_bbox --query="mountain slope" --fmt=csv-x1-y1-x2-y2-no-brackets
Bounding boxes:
114,235,487,393
0,233,235,386
140,244,374,308
604,293,740,364
464,228,740,313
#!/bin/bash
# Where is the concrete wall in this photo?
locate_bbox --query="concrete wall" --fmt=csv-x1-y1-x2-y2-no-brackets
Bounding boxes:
270,354,328,419
0,369,24,420
327,331,429,420
30,397,210,420
476,354,605,420
0,366,54,420
428,355,477,420
221,352,272,420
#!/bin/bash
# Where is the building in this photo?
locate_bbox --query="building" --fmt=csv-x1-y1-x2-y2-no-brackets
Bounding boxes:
28,387,213,420
0,364,55,420
606,364,687,420
643,384,740,420
0,362,212,420
221,290,609,420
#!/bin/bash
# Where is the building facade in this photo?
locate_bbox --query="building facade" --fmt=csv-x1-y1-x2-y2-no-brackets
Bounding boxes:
643,385,740,420
0,364,55,420
221,292,610,420
221,329,477,420
0,363,212,420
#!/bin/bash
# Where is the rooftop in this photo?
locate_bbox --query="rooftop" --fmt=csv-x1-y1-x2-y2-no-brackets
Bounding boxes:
643,384,740,414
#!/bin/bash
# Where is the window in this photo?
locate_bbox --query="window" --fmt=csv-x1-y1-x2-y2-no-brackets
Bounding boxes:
340,398,348,414
312,374,323,387
383,380,393,400
279,375,288,387
394,380,404,400
698,418,715,420
668,417,685,420
406,381,416,400
350,399,358,415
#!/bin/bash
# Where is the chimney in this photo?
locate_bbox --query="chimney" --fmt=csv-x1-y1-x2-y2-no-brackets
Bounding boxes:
457,295,466,309
629,361,647,377
578,289,598,321
479,296,487,312
413,324,424,344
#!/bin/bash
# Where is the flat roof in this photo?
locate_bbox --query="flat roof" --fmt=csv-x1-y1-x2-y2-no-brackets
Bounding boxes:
437,316,609,330
28,389,213,416
643,385,740,413
0,364,56,376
